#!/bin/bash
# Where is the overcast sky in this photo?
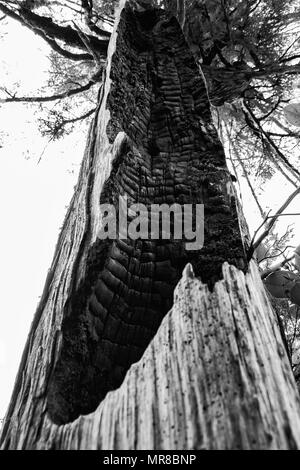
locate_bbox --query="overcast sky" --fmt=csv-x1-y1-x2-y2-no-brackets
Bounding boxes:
0,15,299,422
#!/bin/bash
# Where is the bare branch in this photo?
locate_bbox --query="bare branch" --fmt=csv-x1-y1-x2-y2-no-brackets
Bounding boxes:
261,255,295,279
81,0,113,34
278,35,300,62
61,106,96,125
72,21,101,65
242,100,300,181
258,97,282,122
248,186,300,260
0,79,97,104
35,27,94,61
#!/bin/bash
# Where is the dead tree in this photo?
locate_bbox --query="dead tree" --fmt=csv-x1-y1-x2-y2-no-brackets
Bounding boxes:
1,0,300,450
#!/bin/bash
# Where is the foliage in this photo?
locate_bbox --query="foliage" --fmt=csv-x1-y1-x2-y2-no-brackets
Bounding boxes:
0,0,110,140
0,0,300,391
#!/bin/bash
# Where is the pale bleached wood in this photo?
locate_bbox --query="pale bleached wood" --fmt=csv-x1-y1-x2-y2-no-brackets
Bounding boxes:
3,261,300,449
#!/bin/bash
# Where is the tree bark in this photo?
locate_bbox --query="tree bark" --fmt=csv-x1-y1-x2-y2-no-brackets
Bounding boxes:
2,261,300,450
1,0,300,450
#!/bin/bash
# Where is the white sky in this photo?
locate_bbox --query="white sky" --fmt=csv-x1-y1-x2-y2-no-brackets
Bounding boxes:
0,15,299,422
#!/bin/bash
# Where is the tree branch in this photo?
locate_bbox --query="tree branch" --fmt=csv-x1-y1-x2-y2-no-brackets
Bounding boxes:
19,5,110,50
60,106,96,126
81,0,113,34
72,21,101,65
0,2,109,60
261,255,295,280
243,100,300,180
248,186,300,261
0,79,97,104
278,35,300,62
35,27,94,61
0,0,93,60
252,63,300,78
257,97,282,122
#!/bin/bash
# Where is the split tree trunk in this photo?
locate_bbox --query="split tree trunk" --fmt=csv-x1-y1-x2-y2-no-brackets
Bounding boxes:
1,0,300,450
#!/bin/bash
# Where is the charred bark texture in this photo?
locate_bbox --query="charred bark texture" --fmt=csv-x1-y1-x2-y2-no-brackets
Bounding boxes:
45,3,246,426
19,6,110,54
1,0,297,450
2,262,300,449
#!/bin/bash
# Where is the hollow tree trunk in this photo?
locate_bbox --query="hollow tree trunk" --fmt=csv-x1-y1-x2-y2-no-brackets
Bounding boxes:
1,0,300,450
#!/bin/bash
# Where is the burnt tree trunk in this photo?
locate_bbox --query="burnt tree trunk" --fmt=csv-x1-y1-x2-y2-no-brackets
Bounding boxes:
1,0,300,450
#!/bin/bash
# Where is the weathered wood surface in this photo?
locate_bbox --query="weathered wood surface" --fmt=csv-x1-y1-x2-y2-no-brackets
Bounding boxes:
41,261,300,450
1,0,300,450
2,261,300,449
46,261,300,449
